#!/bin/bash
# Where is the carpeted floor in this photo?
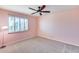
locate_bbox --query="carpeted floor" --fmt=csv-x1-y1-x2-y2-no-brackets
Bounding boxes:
0,37,79,53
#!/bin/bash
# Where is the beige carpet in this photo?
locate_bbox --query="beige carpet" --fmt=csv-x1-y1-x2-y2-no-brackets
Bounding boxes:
0,37,79,53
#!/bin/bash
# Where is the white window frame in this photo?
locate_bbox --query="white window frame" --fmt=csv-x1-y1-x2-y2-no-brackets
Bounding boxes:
8,15,29,33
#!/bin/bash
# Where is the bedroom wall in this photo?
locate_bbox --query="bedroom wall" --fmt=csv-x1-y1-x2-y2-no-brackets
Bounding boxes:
38,8,79,46
0,9,38,46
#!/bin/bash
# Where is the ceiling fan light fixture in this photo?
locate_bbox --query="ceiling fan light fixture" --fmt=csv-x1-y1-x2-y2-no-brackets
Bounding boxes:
29,5,51,16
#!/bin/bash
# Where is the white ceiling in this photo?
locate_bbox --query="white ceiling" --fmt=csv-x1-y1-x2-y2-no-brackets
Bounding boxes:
0,5,78,16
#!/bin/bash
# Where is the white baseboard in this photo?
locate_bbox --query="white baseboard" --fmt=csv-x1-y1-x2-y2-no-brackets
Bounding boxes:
4,36,36,46
38,33,79,46
38,33,56,40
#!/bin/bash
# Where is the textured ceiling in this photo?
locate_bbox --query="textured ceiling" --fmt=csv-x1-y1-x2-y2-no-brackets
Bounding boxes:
0,5,78,16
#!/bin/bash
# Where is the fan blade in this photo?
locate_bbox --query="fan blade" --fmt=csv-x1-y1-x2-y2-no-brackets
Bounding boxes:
40,5,46,10
32,12,38,14
39,13,42,15
29,7,37,11
41,11,50,13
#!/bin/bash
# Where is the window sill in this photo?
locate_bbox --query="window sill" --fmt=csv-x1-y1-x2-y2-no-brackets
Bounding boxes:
8,30,28,34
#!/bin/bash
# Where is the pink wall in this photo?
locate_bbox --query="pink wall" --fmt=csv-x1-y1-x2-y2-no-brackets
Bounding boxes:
1,7,79,47
0,9,38,46
38,8,79,46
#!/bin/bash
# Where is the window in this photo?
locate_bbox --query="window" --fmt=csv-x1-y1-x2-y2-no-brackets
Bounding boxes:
9,15,28,33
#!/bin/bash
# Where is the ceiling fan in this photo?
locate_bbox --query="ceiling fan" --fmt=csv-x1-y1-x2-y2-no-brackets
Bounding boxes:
29,5,51,16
